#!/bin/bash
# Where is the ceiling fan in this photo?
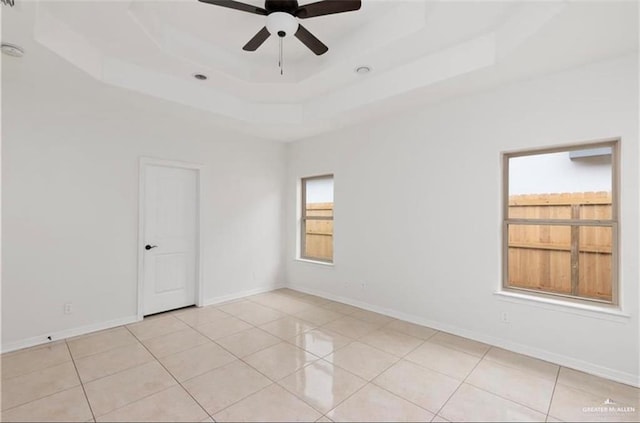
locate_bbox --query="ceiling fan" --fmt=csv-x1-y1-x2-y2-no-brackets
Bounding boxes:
198,0,361,56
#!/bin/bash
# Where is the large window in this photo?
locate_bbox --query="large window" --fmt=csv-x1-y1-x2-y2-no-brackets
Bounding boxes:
301,175,334,263
503,140,618,304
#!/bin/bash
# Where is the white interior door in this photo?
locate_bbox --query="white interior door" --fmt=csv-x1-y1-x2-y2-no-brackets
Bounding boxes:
142,164,198,316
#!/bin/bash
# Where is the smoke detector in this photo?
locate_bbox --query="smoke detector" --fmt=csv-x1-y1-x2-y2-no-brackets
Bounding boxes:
1,43,24,57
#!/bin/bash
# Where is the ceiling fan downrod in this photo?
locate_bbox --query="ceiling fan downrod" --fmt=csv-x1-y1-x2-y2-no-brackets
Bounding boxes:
278,35,284,75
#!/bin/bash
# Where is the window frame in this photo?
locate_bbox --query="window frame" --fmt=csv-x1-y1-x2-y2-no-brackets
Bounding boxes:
501,139,619,306
300,174,334,263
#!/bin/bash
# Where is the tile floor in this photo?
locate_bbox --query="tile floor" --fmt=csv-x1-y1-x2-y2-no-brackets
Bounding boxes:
1,288,639,422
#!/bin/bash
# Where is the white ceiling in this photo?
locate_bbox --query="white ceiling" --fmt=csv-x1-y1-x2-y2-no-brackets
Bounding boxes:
2,0,638,141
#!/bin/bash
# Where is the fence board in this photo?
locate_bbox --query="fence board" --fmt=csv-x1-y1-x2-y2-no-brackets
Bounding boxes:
305,203,334,260
507,191,612,301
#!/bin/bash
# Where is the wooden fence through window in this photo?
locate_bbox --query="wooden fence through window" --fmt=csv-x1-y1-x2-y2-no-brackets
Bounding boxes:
508,191,612,301
305,203,333,261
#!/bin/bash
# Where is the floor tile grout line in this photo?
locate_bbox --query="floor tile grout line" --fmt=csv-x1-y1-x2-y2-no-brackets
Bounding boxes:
64,339,97,422
15,334,159,389
262,325,319,343
0,384,87,415
475,353,561,384
320,378,374,420
189,320,253,345
401,348,488,383
183,306,337,367
437,348,554,419
178,350,278,420
431,342,492,419
551,370,639,402
0,357,73,384
233,339,323,384
282,333,356,359
322,343,448,422
1,339,66,357
173,310,234,328
365,361,443,418
306,348,415,419
127,315,197,344
248,301,320,318
216,323,283,347
481,351,560,377
66,328,142,362
198,377,275,419
91,381,190,420
70,347,160,383
202,315,362,419
274,380,335,417
156,310,323,418
209,316,362,420
122,325,214,421
357,331,429,360
66,343,159,386
424,332,491,358
223,297,291,318
201,342,318,420
545,366,562,422
295,314,345,327
277,352,399,417
210,332,306,367
461,347,561,416
463,379,555,417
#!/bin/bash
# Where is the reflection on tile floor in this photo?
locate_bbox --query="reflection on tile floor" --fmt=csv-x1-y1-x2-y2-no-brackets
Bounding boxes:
2,288,638,422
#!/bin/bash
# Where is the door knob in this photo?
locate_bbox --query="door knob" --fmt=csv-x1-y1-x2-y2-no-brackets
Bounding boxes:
145,245,158,250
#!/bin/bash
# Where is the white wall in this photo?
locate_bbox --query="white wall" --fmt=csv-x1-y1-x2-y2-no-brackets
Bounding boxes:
286,55,639,386
305,177,334,203
509,151,612,195
2,45,286,350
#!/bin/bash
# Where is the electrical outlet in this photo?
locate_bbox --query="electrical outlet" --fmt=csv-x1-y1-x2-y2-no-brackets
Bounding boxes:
64,303,73,315
500,311,510,323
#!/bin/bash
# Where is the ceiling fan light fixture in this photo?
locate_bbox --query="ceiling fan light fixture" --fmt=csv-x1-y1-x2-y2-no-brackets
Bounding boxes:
266,11,299,38
355,65,372,75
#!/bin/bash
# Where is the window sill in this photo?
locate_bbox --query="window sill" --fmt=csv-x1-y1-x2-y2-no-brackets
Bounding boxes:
494,290,630,323
295,258,334,267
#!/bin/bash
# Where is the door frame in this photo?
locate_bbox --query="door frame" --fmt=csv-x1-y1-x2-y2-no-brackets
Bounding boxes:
137,157,204,320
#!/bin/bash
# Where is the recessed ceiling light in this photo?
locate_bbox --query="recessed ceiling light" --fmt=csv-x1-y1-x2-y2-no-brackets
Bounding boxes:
1,43,24,58
193,73,208,81
355,65,372,75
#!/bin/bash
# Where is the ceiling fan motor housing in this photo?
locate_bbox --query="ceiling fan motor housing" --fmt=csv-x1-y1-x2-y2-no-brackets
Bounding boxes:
198,0,361,55
266,11,299,38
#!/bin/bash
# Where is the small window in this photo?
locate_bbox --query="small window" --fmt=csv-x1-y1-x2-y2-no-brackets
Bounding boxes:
503,140,618,304
301,175,334,263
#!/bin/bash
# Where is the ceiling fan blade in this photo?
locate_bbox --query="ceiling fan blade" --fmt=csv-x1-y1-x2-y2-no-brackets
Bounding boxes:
294,24,328,55
198,0,268,15
295,0,360,19
243,26,271,51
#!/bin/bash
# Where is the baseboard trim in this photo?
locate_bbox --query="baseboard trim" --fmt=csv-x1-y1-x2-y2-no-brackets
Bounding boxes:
288,284,640,388
1,285,286,354
202,284,286,307
1,315,140,354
